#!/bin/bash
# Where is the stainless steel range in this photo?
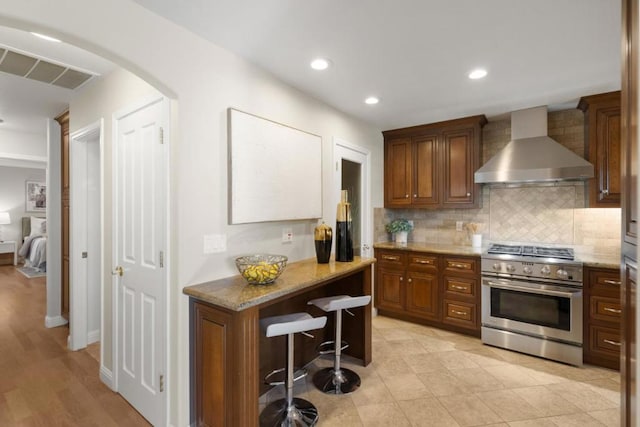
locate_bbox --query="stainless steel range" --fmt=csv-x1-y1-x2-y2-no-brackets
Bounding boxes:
481,243,583,366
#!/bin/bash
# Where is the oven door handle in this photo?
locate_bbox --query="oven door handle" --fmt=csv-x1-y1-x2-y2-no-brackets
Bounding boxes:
484,280,579,298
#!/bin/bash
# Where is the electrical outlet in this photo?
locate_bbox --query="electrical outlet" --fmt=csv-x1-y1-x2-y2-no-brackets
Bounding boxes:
408,220,414,227
456,221,463,232
282,228,293,243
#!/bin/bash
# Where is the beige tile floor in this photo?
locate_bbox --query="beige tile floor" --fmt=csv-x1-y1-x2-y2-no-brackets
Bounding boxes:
260,315,620,426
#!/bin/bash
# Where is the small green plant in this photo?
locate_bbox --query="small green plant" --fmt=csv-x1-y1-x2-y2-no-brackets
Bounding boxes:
385,218,413,233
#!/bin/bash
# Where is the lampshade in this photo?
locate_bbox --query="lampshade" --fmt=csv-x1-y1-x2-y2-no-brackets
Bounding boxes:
0,212,10,225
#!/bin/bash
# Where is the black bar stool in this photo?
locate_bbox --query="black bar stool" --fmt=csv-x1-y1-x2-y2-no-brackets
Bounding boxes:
259,312,327,427
307,295,371,394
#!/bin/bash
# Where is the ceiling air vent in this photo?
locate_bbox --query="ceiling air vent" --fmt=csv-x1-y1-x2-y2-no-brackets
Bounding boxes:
0,46,95,90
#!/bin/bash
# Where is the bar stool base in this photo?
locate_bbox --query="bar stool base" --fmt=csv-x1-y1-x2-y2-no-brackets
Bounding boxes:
259,397,319,427
312,367,361,394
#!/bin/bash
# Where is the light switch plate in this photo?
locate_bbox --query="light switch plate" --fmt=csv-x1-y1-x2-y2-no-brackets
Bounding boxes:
204,234,227,254
456,221,463,232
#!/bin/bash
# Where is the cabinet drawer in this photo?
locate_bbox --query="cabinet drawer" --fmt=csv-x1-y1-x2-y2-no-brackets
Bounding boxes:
590,296,622,323
444,276,476,298
442,300,477,330
589,269,621,294
408,253,438,270
589,324,622,356
377,251,406,268
443,257,477,274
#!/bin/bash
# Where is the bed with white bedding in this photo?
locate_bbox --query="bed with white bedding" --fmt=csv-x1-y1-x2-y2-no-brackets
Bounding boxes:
19,216,47,272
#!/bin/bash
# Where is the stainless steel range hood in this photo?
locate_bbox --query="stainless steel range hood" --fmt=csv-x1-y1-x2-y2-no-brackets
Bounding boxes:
474,106,594,183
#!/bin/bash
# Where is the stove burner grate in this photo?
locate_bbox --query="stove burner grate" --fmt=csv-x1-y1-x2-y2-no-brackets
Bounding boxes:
487,244,575,260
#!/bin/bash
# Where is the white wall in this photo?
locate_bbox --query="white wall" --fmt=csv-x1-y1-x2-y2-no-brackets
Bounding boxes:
0,3,384,425
0,128,47,157
0,166,46,242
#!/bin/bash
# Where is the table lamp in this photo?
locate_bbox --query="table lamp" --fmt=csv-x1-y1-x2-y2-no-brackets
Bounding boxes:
0,212,11,242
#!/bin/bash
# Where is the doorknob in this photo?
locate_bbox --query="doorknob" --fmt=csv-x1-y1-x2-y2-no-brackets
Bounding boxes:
112,266,124,277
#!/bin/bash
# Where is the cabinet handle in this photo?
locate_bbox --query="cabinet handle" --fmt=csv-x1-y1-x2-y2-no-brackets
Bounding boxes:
405,194,409,198
603,307,622,314
602,189,609,195
415,259,432,265
451,285,468,291
603,339,621,347
466,192,471,197
400,277,403,281
382,255,400,261
408,278,412,283
449,263,468,269
451,310,467,316
413,194,417,197
603,279,621,285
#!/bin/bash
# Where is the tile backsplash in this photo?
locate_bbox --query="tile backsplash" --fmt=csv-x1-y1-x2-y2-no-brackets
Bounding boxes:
375,109,622,253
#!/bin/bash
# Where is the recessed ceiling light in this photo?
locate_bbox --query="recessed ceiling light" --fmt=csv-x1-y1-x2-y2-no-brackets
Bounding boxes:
30,32,61,43
364,96,380,105
310,58,330,70
468,68,488,79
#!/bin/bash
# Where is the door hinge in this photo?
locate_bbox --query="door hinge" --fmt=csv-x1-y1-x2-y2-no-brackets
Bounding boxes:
160,251,164,268
160,374,164,392
159,127,164,144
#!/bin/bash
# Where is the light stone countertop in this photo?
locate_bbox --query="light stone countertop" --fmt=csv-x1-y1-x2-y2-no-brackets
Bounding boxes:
183,256,375,311
374,241,621,270
373,242,485,257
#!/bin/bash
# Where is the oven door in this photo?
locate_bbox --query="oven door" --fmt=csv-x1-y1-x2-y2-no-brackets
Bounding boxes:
481,277,582,345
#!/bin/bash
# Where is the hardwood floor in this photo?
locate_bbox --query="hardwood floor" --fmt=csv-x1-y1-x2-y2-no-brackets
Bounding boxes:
0,265,150,426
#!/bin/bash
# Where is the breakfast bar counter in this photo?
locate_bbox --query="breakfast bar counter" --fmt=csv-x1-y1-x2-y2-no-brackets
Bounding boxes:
184,256,375,426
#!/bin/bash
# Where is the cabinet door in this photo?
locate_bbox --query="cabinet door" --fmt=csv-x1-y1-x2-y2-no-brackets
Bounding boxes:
412,135,439,206
376,267,405,311
405,270,439,320
441,128,478,208
622,259,637,425
385,138,412,207
594,106,621,206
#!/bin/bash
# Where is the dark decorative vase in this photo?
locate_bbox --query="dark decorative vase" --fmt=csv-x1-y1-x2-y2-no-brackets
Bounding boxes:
314,222,333,263
335,190,354,262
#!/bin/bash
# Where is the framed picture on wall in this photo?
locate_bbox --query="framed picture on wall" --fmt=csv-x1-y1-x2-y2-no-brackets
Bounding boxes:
26,181,46,213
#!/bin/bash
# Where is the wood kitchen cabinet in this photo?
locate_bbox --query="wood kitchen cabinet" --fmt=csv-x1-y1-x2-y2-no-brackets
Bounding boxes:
383,115,487,209
441,256,480,332
583,266,622,370
376,250,439,321
578,91,621,208
374,248,480,336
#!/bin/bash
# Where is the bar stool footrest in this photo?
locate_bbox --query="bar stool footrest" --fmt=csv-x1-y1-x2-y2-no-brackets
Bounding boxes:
264,367,308,386
317,340,349,355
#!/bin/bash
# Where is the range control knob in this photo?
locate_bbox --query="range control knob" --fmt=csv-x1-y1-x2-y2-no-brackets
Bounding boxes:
523,266,533,275
506,264,516,273
540,265,551,276
556,269,569,279
493,263,501,271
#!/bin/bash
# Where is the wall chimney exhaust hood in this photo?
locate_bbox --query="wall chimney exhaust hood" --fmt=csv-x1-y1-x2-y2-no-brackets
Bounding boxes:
474,106,594,184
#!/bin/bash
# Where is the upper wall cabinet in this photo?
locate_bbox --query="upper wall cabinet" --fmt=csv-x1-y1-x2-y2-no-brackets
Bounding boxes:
578,91,621,208
383,115,487,209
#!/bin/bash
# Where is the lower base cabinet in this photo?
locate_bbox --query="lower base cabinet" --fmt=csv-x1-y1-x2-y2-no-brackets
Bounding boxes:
584,266,622,370
374,248,480,336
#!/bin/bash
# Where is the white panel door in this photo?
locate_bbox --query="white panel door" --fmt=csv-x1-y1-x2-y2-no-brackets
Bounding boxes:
114,97,167,426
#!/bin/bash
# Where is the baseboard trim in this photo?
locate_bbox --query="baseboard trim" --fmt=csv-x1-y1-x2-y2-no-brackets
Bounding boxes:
45,315,68,328
87,329,100,344
100,365,115,391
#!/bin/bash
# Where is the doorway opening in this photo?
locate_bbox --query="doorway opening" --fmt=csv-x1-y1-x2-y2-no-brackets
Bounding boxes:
334,138,372,258
69,121,103,352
